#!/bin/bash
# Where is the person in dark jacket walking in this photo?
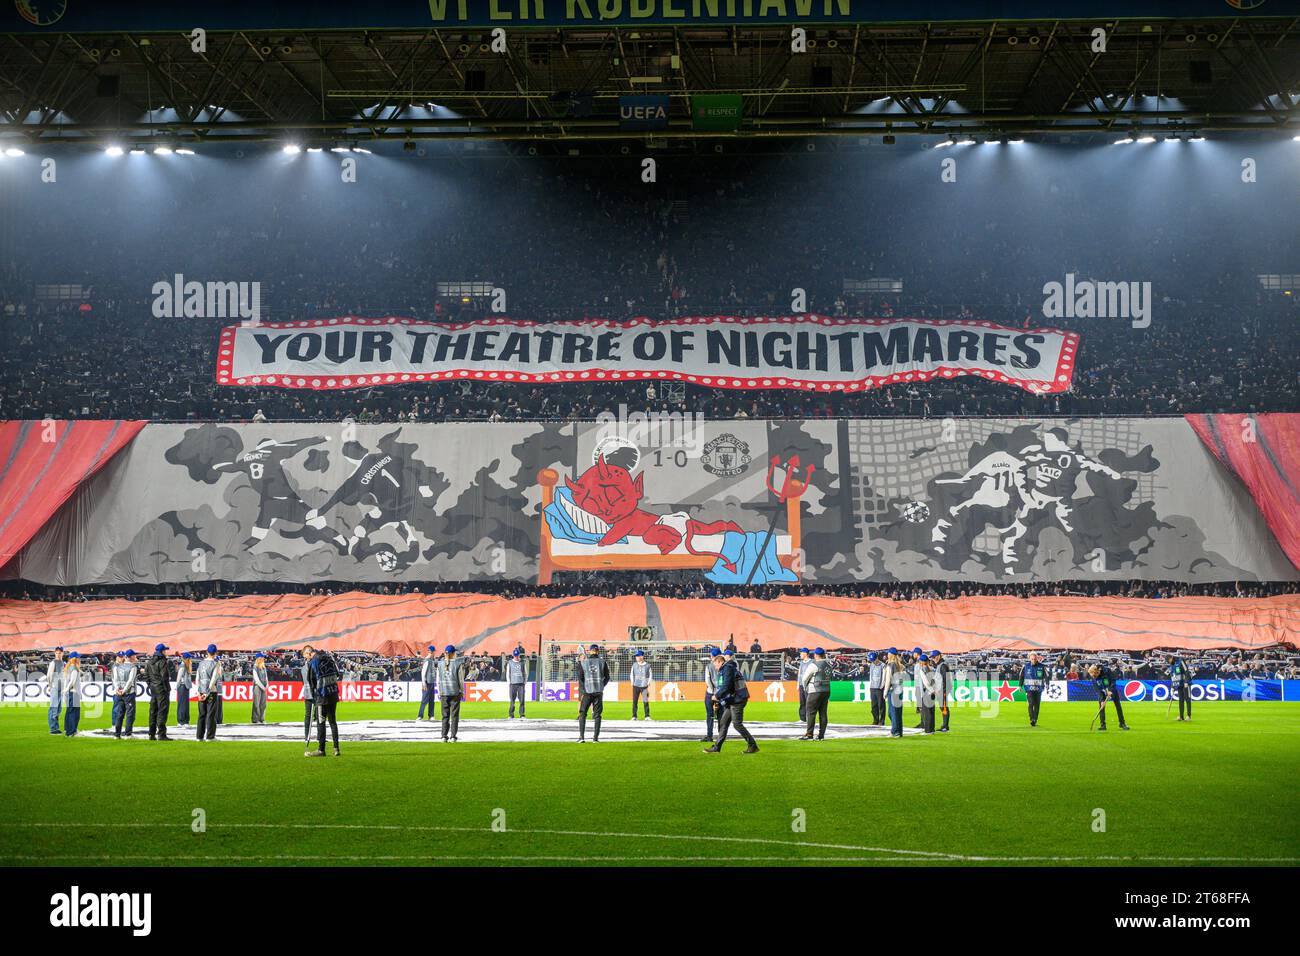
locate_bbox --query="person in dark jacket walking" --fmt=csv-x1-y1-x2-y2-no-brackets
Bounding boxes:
144,643,172,740
704,649,758,754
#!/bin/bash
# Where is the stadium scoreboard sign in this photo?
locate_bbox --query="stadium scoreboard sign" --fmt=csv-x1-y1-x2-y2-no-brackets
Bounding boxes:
217,315,1080,394
6,1,1283,32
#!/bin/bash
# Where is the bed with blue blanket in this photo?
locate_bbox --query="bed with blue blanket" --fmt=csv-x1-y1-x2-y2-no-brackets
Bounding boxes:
535,468,804,586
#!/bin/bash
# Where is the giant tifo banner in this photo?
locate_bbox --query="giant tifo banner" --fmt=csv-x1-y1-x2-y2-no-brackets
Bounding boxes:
1,593,1297,654
215,316,1080,395
2,417,1296,586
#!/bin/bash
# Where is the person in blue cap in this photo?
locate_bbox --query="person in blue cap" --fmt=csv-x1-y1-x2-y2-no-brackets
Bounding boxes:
417,644,438,722
194,644,223,741
45,647,66,735
799,648,833,741
914,651,936,734
701,646,721,743
175,651,193,727
867,651,886,726
437,644,467,742
704,648,757,754
505,647,528,719
795,648,813,724
144,643,172,740
251,652,269,724
62,652,84,737
629,649,653,720
110,650,129,738
1169,654,1192,721
122,649,141,736
575,643,610,743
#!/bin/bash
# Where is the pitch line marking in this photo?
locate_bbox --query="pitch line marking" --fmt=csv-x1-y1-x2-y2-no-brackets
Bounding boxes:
0,823,1294,864
0,854,925,863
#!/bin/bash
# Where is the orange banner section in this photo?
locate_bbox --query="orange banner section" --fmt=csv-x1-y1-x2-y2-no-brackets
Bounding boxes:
1,592,1295,654
1187,413,1300,573
0,419,146,571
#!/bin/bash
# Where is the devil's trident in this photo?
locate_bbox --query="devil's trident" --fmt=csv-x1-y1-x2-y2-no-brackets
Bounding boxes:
744,454,815,586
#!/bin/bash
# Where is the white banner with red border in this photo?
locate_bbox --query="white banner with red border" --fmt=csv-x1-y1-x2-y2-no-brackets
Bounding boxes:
216,315,1080,394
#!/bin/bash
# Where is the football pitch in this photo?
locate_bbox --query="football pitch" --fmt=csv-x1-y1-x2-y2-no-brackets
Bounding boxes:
1,701,1296,867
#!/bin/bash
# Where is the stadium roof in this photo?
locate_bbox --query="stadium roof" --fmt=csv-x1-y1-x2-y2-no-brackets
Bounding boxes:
1,17,1297,148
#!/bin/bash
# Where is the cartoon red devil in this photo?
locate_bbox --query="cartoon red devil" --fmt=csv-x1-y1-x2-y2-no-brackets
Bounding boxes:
565,455,744,569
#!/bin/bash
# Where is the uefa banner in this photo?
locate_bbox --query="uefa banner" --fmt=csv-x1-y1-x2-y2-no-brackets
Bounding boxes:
5,417,1296,587
0,680,622,705
215,316,1080,395
11,679,1297,705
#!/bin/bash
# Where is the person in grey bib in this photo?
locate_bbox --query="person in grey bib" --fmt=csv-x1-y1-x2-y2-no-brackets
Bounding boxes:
867,652,886,726
45,647,65,735
417,645,438,721
120,649,140,735
110,651,130,738
915,651,936,735
701,647,719,743
194,644,223,741
175,652,193,727
799,647,833,741
795,648,813,723
629,650,652,720
576,643,610,743
251,652,270,723
506,648,527,719
437,645,467,742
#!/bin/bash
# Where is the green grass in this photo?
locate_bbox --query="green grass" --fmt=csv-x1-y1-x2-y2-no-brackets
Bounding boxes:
1,700,1296,866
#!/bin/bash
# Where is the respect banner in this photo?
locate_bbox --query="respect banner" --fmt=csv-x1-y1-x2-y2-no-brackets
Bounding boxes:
216,315,1080,394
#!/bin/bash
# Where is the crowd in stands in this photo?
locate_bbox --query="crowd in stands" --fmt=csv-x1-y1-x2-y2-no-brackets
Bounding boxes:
4,644,1297,686
2,152,1297,423
3,577,1297,604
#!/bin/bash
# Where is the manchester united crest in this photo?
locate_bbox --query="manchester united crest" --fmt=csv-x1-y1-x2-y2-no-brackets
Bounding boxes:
701,433,752,477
